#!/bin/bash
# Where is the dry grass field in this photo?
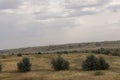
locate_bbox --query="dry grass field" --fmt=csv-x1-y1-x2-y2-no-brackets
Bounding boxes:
0,53,120,80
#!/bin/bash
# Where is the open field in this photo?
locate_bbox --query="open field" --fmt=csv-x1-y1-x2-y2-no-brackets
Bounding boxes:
0,53,120,80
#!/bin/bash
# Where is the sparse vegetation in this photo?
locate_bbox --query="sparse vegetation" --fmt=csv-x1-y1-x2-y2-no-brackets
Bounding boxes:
51,55,70,71
94,71,104,76
0,53,119,80
56,50,80,54
92,48,120,56
2,55,7,59
0,64,2,72
17,57,32,72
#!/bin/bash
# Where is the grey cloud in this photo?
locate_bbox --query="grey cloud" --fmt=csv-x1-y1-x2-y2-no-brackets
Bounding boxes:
107,4,120,12
64,0,112,17
68,10,97,17
65,0,112,9
0,0,22,10
32,0,113,20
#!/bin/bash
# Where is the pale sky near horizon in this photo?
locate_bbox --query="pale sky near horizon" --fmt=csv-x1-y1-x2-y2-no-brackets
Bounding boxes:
0,0,120,50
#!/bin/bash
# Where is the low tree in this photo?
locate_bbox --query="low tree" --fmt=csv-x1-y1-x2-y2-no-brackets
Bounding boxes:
17,57,31,72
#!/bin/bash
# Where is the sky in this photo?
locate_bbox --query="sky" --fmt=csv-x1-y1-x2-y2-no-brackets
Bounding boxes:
0,0,120,50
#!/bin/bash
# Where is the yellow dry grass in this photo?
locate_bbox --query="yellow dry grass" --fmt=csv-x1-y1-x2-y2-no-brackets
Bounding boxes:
0,53,120,80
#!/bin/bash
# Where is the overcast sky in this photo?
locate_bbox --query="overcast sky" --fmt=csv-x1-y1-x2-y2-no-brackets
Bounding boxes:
0,0,120,50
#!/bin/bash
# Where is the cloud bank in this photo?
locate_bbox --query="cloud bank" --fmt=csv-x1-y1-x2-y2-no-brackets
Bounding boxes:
0,0,120,49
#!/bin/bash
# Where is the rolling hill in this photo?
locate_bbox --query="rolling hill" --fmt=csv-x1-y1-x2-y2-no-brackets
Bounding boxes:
0,40,120,54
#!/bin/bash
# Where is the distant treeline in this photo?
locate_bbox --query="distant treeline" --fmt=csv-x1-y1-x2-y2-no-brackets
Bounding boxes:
53,48,120,56
6,48,120,57
91,48,120,56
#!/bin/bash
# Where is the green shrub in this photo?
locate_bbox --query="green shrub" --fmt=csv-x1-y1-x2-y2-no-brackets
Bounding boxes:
51,55,70,71
97,57,109,70
56,51,63,54
95,48,109,55
17,57,31,72
63,51,69,54
38,52,42,54
71,50,79,53
82,55,98,70
82,55,109,70
17,53,22,57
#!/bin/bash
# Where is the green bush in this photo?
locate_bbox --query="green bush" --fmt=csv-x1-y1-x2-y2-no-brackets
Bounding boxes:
17,53,22,57
51,55,70,71
97,57,109,70
38,52,42,54
63,51,69,54
17,57,31,72
94,48,109,55
82,55,98,70
82,55,109,70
